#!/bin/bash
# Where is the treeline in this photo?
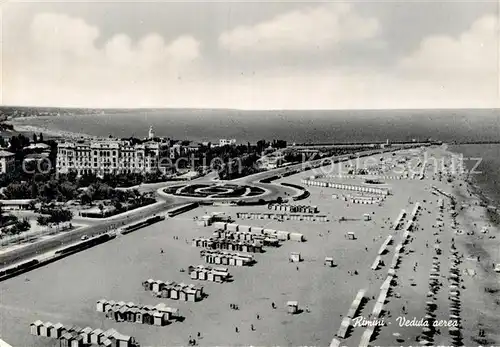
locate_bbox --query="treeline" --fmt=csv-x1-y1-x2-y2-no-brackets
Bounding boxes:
2,172,152,202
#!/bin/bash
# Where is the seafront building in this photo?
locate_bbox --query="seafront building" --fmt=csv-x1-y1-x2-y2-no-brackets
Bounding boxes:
56,131,168,177
219,139,236,147
0,150,15,174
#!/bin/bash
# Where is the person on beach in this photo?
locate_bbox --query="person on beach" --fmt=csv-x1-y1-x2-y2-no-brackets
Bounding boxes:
235,327,239,333
160,248,164,254
251,324,255,331
257,314,260,320
272,302,276,309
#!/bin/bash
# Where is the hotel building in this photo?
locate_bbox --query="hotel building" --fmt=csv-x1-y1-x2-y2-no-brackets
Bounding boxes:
0,150,15,174
56,139,168,177
219,139,236,147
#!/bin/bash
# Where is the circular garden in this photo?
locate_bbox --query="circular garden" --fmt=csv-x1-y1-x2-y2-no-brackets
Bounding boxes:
163,183,266,199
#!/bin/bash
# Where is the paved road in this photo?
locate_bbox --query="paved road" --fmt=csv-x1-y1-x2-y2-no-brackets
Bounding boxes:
0,199,184,267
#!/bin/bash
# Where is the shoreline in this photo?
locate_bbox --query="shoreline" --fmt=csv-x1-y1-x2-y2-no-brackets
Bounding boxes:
7,121,97,140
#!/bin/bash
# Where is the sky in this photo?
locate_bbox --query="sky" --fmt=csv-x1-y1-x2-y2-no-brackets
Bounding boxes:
1,0,499,110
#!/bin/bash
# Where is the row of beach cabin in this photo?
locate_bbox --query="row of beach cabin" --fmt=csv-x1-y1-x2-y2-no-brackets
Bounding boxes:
96,300,179,326
267,203,318,214
301,179,390,196
200,249,254,266
192,237,264,253
212,222,305,241
142,279,204,302
212,230,284,246
30,321,137,347
393,209,407,230
333,193,384,203
196,212,232,227
189,265,231,283
235,212,329,222
214,223,305,242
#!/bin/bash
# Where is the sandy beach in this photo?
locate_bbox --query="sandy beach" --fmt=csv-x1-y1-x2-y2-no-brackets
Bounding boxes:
7,120,97,140
0,146,499,346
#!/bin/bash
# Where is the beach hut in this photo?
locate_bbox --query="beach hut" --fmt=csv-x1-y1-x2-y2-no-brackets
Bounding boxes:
347,232,356,240
40,322,53,337
135,310,144,324
143,279,154,290
277,230,290,241
324,257,335,267
102,339,113,347
71,335,84,347
152,280,163,292
179,288,188,301
153,312,165,326
115,334,135,347
290,252,302,263
126,307,138,322
363,213,371,221
96,299,107,312
90,329,104,345
143,311,154,325
52,322,65,338
290,233,305,242
102,328,118,340
105,306,116,320
60,332,74,347
252,226,264,234
80,327,93,344
159,286,170,298
287,301,299,314
170,286,180,300
185,288,197,302
30,320,43,336
116,306,129,322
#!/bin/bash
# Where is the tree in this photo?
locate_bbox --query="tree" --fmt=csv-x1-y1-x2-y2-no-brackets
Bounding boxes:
113,200,123,212
49,208,73,226
37,215,50,226
80,193,92,205
39,132,44,142
33,133,38,143
98,203,104,216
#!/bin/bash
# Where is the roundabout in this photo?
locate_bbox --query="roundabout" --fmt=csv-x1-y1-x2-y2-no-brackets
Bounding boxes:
161,183,268,200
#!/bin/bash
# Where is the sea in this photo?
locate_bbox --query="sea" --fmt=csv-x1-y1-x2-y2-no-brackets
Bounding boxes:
11,108,500,206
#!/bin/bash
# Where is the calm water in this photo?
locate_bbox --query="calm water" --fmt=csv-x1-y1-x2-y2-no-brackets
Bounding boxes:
449,144,500,206
13,108,500,205
14,108,500,144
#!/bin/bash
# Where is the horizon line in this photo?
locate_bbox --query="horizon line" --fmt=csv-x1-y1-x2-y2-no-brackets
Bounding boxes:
1,105,499,112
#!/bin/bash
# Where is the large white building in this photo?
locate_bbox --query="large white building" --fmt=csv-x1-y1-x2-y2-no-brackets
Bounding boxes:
56,139,167,177
0,150,15,174
219,139,236,147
